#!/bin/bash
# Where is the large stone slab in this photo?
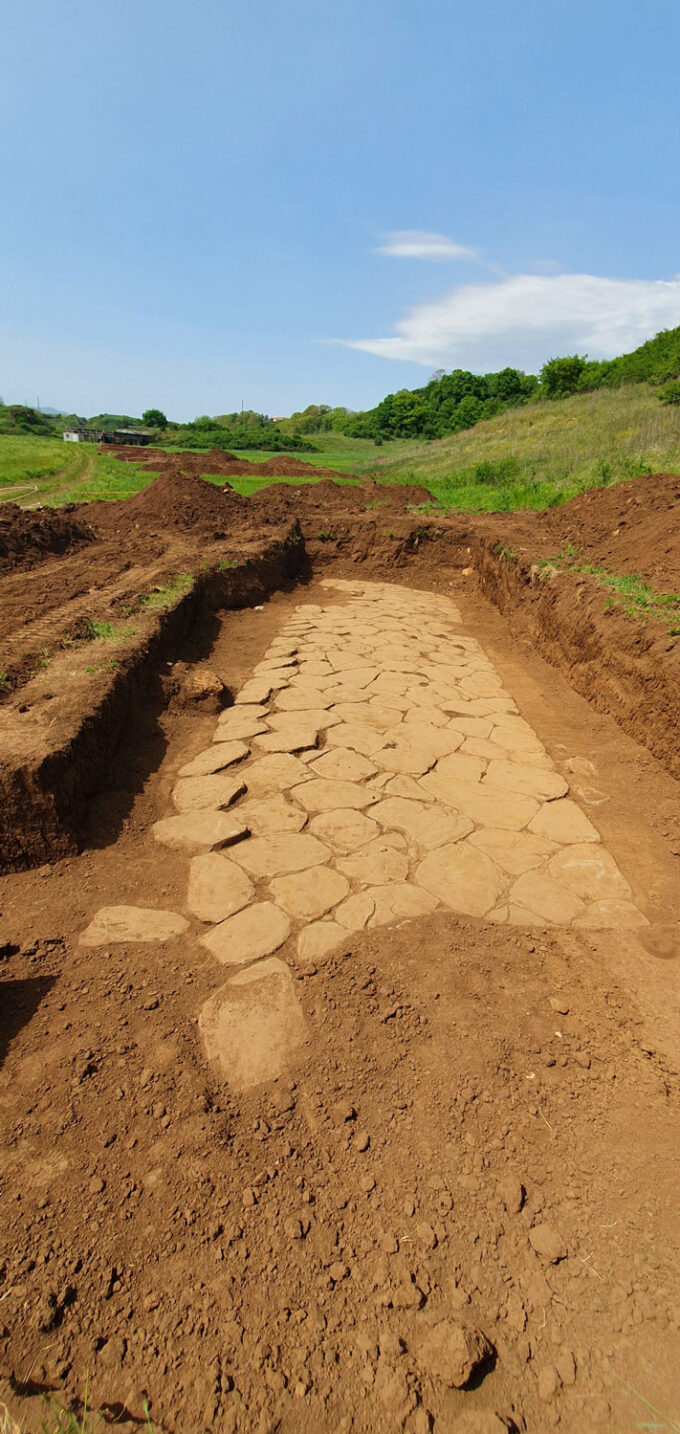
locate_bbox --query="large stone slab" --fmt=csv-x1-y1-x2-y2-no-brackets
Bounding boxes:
253,726,319,754
468,827,557,876
297,922,349,962
199,957,306,1089
335,892,375,929
308,808,379,852
372,796,473,849
483,759,568,802
200,902,291,964
235,679,274,705
270,866,350,920
291,779,379,813
529,799,600,844
338,838,410,885
268,707,341,733
508,871,585,924
172,772,246,814
152,810,248,851
240,753,311,795
276,688,333,711
325,723,386,757
80,905,188,946
187,853,255,923
334,702,404,731
547,843,633,901
368,884,439,926
213,715,268,743
229,832,330,877
311,747,377,782
179,741,249,779
235,797,307,836
419,773,538,831
416,842,506,917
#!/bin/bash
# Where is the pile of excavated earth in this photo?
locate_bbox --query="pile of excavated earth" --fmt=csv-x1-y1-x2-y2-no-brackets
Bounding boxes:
1,462,680,1434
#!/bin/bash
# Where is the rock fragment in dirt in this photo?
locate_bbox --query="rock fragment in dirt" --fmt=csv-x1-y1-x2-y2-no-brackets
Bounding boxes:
151,810,248,851
79,906,188,946
171,771,246,814
529,1223,567,1262
187,853,255,923
179,741,249,778
174,667,225,712
498,1174,525,1213
415,1320,493,1388
537,1363,561,1402
198,956,306,1088
200,901,291,965
549,996,570,1015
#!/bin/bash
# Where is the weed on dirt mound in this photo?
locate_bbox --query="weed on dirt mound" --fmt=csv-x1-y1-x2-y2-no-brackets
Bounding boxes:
0,502,95,573
82,470,247,540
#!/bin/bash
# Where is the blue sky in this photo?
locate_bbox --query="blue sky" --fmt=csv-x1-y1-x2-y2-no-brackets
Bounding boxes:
3,0,679,419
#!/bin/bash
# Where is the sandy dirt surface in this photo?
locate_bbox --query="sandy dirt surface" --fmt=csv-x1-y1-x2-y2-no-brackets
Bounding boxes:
1,469,680,1433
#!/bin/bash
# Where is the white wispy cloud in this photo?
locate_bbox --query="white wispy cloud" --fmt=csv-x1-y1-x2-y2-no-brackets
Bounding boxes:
375,230,480,262
336,272,680,370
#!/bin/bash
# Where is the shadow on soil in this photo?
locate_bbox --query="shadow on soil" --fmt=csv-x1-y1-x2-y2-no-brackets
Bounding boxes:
0,973,57,1068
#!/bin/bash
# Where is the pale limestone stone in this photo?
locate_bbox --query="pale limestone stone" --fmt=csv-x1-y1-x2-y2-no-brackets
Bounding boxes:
275,688,333,712
334,666,379,688
573,900,648,929
179,741,249,778
235,679,274,705
152,810,247,851
297,922,349,962
529,799,600,845
547,844,633,901
468,827,557,876
187,853,255,922
386,774,436,803
80,905,188,946
449,716,494,739
200,901,291,965
325,723,386,757
291,778,379,812
311,747,377,782
236,797,307,836
401,704,450,729
338,838,410,885
268,707,341,732
483,759,568,802
462,737,553,770
508,872,585,924
371,796,473,849
172,771,246,814
230,832,330,877
308,808,379,853
213,711,268,742
419,773,538,831
264,642,298,658
253,726,319,754
325,684,378,706
335,701,403,731
415,842,505,917
429,751,487,785
368,884,439,926
490,723,546,755
460,671,506,698
270,866,350,920
297,659,333,677
335,892,376,929
199,957,306,1089
241,753,311,795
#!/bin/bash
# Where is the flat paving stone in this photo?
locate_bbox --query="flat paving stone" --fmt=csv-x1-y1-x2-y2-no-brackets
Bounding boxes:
235,679,274,705
573,900,648,929
230,832,330,877
420,773,538,831
325,723,386,757
179,741,249,778
547,843,633,900
311,747,377,782
187,852,255,923
529,798,600,844
291,779,379,813
429,751,487,786
199,957,306,1089
297,922,349,962
335,892,376,929
213,714,268,743
308,808,380,853
483,759,568,802
508,871,586,925
241,753,311,795
368,883,439,927
253,726,319,754
276,688,334,711
334,702,403,731
372,796,473,849
236,797,308,836
80,905,188,946
268,708,341,732
152,810,248,852
270,866,350,920
386,774,436,803
338,838,410,885
490,724,546,755
200,901,291,965
172,772,246,814
416,842,506,917
468,827,557,876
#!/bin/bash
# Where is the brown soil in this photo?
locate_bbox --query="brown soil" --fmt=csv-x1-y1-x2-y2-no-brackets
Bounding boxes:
0,503,95,574
106,446,352,480
1,469,680,1433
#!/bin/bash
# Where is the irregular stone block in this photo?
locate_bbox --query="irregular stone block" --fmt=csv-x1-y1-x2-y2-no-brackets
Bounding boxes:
199,957,306,1088
80,906,188,946
200,902,291,965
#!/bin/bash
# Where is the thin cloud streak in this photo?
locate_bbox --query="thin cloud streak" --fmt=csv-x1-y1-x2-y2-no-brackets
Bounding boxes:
375,230,480,262
336,273,680,369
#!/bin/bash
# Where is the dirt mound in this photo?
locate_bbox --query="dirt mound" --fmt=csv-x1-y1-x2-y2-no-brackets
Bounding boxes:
249,476,434,524
0,502,94,573
82,470,247,539
544,471,680,591
105,446,349,481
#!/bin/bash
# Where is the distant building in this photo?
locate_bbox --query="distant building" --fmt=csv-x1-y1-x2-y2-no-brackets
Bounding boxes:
63,427,152,446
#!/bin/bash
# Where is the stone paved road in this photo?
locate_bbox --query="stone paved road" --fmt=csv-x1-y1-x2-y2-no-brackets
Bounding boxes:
80,580,647,1087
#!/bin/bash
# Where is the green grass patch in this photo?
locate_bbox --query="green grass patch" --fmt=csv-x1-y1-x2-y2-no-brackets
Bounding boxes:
541,548,680,633
140,573,193,609
84,619,138,642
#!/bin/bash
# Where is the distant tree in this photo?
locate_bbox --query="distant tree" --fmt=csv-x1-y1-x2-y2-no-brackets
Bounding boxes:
539,356,587,398
142,408,167,428
658,380,680,405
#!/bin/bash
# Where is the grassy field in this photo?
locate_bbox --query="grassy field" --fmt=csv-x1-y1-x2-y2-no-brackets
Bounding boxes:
2,385,680,512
